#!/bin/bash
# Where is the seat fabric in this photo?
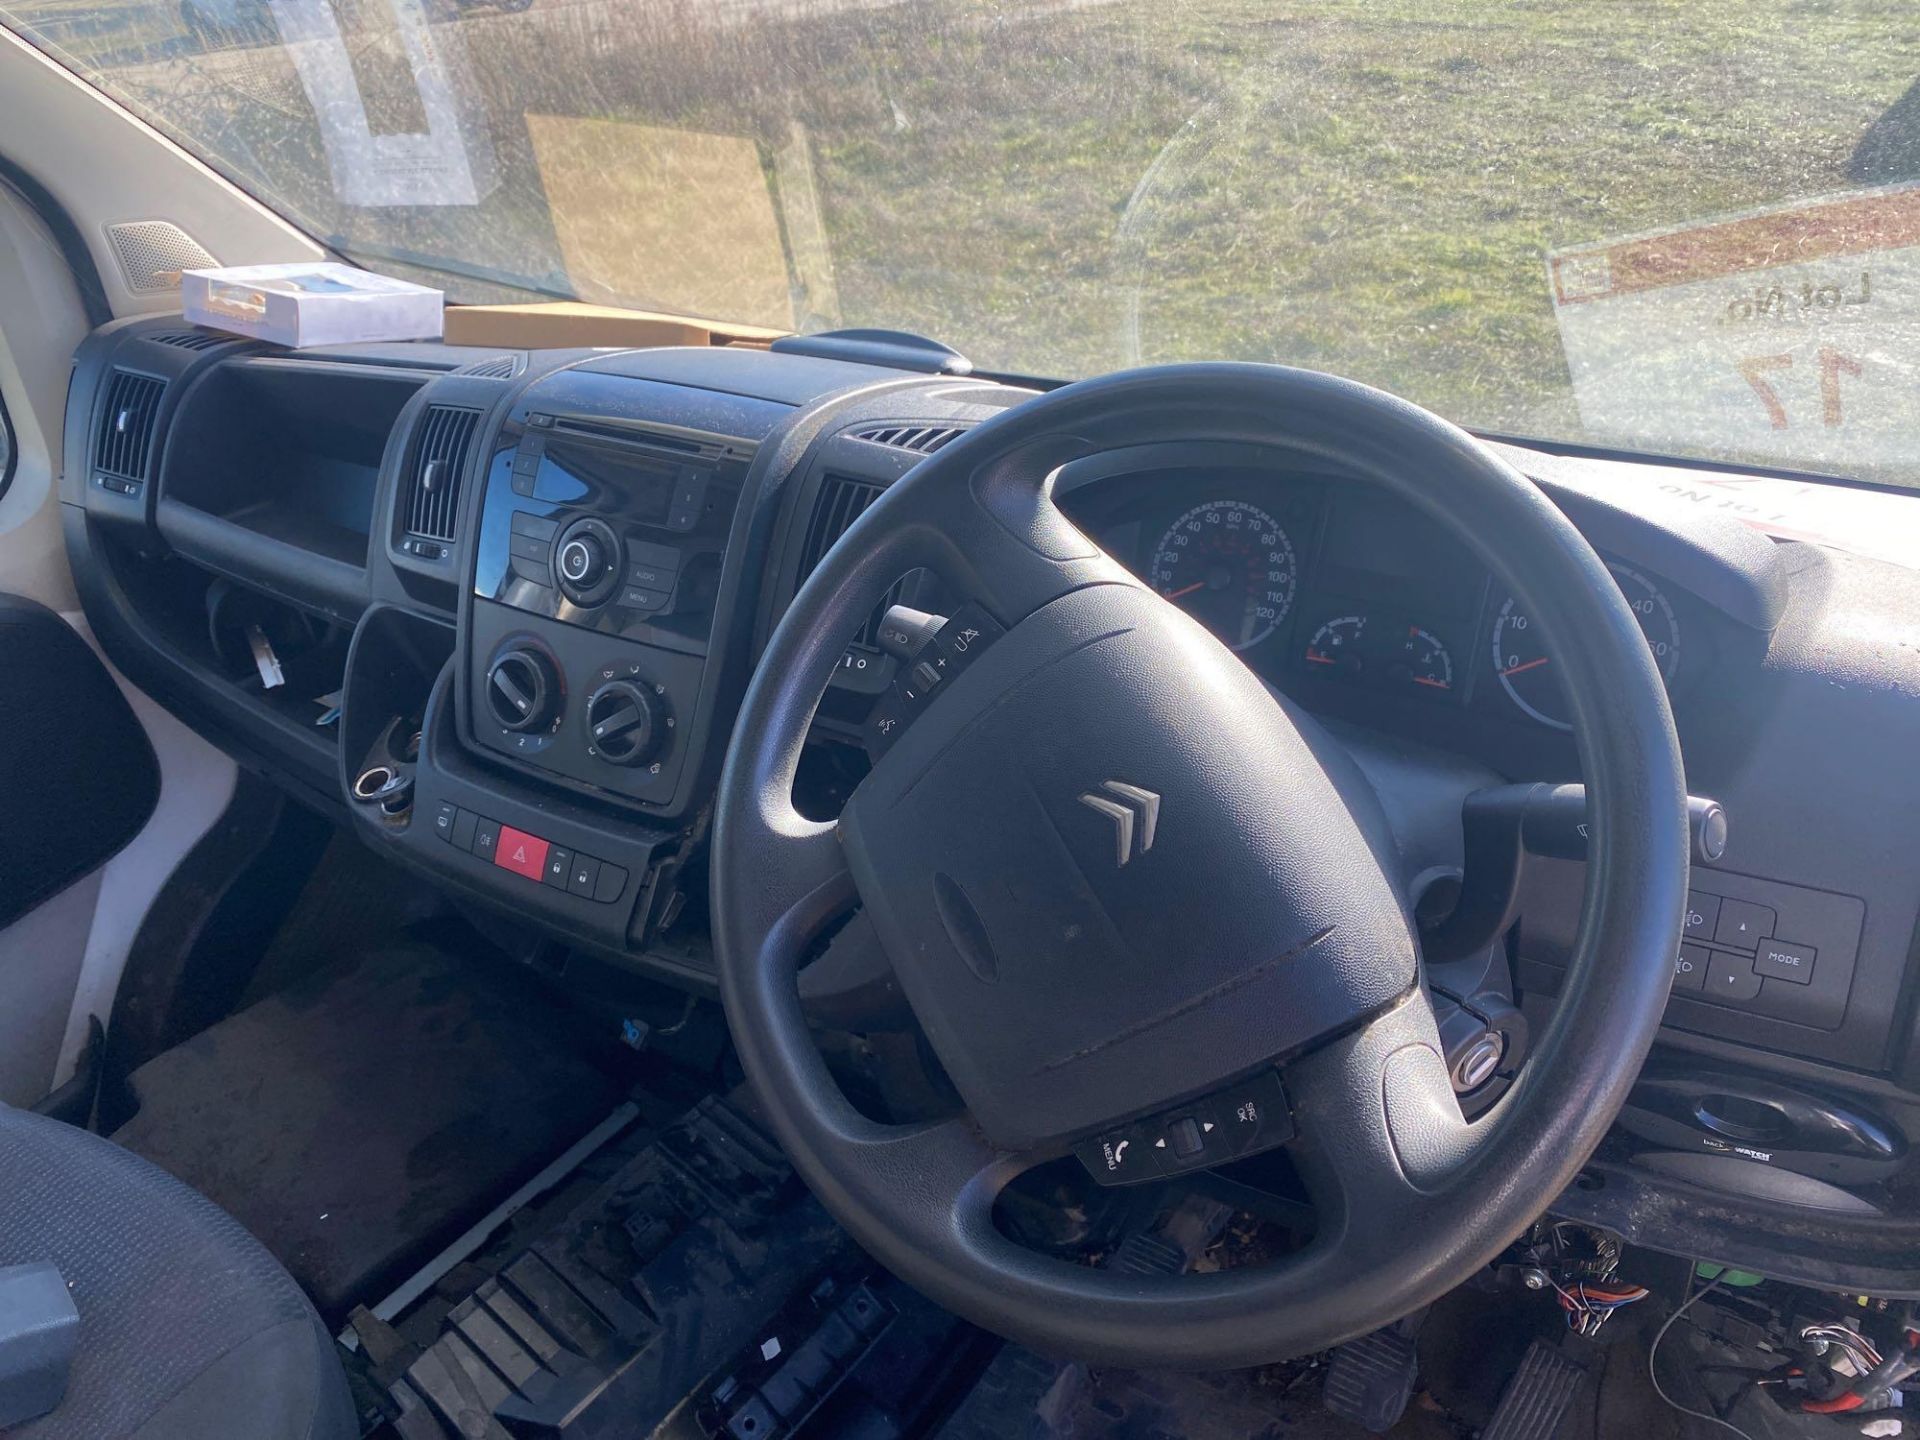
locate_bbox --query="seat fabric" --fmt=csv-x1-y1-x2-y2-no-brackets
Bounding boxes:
0,1104,356,1440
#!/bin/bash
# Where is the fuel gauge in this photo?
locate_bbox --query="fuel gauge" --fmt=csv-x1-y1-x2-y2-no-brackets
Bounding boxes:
1394,626,1455,694
1304,615,1368,681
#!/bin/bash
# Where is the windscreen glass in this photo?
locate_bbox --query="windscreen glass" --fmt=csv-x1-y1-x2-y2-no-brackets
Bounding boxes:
5,1,1918,487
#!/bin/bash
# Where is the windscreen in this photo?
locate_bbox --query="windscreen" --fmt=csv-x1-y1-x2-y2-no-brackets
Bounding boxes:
5,1,1919,488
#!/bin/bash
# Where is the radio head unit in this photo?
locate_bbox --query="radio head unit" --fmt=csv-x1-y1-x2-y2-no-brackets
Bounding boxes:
466,397,773,811
475,414,756,654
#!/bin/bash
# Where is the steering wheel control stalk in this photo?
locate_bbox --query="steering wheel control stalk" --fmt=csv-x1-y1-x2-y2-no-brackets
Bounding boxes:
1424,782,1725,965
862,602,1004,756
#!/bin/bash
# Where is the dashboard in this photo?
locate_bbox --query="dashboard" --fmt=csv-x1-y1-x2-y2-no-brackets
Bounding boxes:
52,317,1920,1288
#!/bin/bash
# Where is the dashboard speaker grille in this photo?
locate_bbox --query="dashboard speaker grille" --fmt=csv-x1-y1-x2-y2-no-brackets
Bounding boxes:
797,473,911,650
404,406,481,544
93,370,166,484
104,220,216,293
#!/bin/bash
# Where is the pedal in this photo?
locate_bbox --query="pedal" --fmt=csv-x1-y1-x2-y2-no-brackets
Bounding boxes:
1108,1232,1186,1276
1482,1338,1588,1440
1323,1321,1421,1433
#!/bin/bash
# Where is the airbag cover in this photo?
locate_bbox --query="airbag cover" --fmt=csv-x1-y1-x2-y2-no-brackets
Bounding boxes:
840,583,1416,1150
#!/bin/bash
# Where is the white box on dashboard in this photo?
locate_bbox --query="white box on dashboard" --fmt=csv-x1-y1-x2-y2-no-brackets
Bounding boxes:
180,262,444,348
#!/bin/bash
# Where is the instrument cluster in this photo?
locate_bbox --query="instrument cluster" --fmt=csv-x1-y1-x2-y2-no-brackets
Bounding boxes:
1070,464,1693,737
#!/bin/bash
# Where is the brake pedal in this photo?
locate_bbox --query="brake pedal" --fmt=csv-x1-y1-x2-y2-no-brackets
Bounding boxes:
1482,1338,1588,1440
1323,1315,1423,1433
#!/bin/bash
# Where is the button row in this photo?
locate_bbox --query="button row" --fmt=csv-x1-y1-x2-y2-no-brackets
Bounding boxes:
503,508,687,613
508,436,589,505
1674,934,1818,1002
1074,1072,1294,1187
431,801,628,904
509,511,559,542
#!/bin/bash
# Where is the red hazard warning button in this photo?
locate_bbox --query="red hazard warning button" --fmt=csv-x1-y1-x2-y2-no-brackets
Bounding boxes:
493,825,550,882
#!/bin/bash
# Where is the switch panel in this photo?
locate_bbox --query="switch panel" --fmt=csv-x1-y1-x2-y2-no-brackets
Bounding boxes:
432,805,628,907
1523,867,1864,1034
1075,1072,1294,1186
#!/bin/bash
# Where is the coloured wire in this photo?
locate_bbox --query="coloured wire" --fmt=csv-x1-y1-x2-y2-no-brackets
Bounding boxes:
1802,1325,1920,1414
1799,1323,1882,1373
1555,1279,1651,1336
1648,1273,1758,1440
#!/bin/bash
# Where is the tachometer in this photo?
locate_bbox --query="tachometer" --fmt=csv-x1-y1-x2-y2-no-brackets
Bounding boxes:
1148,500,1298,652
1491,564,1680,729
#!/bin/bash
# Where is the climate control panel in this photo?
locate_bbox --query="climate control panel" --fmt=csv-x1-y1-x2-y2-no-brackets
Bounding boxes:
468,599,704,809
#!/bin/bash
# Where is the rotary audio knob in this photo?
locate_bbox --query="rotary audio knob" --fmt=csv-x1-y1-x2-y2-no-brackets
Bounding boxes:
554,517,621,606
484,646,562,732
585,679,668,766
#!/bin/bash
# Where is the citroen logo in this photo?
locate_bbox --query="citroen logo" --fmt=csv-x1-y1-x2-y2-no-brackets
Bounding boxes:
1077,781,1160,867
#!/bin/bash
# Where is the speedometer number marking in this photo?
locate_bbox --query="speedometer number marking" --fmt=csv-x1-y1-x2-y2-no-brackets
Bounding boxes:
1148,500,1298,652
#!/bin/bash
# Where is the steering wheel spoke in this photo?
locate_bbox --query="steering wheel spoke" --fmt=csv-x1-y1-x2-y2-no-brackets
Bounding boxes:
732,805,859,967
818,1109,1025,1252
1284,992,1482,1245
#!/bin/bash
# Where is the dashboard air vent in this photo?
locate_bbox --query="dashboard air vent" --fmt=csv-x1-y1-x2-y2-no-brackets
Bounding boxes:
458,355,521,379
401,406,480,551
93,370,166,489
851,424,967,456
797,473,911,650
147,328,231,352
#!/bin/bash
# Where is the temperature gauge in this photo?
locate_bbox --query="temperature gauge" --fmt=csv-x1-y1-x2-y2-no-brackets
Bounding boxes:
1304,615,1368,681
1394,626,1455,694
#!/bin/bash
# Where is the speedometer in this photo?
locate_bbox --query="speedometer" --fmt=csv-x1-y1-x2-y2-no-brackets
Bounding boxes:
1491,563,1681,729
1148,500,1298,651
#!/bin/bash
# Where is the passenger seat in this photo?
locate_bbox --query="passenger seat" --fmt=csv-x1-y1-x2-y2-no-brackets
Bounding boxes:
0,1105,356,1439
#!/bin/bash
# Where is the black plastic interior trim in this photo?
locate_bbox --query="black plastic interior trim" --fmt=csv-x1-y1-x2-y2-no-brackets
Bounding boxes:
61,506,346,819
771,329,973,375
981,362,1916,504
1553,1155,1920,1296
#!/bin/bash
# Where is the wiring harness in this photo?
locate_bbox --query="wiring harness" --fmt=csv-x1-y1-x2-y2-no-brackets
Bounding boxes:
1796,1314,1920,1416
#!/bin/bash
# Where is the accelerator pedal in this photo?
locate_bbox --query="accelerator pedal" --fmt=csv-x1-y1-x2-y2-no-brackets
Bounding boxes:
1481,1338,1589,1440
1322,1312,1424,1434
1108,1232,1187,1276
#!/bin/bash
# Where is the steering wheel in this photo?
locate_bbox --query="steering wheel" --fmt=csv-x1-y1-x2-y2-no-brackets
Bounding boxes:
713,363,1686,1369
